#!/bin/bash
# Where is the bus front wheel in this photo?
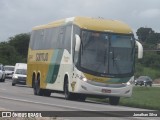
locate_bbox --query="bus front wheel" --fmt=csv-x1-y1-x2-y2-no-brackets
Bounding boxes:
64,79,73,100
109,96,120,105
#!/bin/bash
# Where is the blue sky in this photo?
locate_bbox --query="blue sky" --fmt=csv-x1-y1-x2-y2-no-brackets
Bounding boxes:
0,0,160,41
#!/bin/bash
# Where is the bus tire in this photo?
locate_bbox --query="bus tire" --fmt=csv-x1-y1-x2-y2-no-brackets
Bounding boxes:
64,79,73,100
78,94,86,102
109,96,120,105
43,90,51,97
34,76,43,96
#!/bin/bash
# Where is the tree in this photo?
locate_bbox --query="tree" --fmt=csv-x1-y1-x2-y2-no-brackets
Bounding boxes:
146,33,158,44
9,33,30,57
136,27,154,42
0,33,30,65
0,42,21,65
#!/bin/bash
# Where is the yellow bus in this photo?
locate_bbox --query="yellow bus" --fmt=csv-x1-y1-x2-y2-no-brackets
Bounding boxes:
27,16,143,105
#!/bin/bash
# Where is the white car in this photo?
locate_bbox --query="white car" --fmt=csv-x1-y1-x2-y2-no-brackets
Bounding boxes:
0,64,6,82
12,63,27,86
4,65,15,78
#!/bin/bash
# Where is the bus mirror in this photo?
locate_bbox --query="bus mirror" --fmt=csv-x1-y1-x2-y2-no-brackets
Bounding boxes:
136,40,143,59
75,34,81,52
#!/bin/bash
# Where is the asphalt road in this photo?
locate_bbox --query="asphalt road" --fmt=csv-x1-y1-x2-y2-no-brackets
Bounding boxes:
0,79,159,120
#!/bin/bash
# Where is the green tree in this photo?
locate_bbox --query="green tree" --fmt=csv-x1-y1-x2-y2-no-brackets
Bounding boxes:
9,33,30,57
0,33,30,65
136,27,154,42
146,33,157,44
0,42,20,65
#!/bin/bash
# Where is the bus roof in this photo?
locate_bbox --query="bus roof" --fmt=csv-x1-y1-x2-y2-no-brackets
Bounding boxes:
32,16,133,34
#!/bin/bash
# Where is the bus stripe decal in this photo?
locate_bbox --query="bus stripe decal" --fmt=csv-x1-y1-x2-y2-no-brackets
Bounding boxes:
46,49,64,83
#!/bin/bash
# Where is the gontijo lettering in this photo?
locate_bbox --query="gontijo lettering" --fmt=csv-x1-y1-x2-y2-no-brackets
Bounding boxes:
36,53,48,61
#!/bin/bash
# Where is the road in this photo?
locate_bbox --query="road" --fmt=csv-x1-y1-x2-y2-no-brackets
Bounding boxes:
0,79,159,120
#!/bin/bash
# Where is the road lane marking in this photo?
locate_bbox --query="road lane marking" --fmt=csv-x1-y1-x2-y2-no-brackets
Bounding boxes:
0,88,6,91
0,96,155,119
0,96,91,111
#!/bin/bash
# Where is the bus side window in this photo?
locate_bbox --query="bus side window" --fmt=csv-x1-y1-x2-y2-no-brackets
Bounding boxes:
50,27,59,49
64,25,72,53
32,30,44,50
58,27,65,49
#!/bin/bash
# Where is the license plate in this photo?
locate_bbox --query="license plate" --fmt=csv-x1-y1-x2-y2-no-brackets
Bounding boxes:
101,89,111,93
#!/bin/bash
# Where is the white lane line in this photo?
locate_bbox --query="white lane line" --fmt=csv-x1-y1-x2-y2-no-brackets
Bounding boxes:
0,96,91,111
0,88,6,91
0,106,13,111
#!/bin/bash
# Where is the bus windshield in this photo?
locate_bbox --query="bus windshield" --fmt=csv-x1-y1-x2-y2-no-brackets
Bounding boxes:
79,30,135,77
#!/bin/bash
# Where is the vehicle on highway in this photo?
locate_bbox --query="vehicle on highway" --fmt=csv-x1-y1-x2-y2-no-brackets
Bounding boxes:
0,64,5,82
27,16,143,105
4,65,15,78
135,76,152,86
12,63,27,86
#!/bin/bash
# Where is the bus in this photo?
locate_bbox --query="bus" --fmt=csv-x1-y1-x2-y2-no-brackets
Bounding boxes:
27,16,143,105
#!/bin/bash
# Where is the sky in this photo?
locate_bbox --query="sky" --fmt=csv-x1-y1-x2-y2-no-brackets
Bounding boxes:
0,0,160,42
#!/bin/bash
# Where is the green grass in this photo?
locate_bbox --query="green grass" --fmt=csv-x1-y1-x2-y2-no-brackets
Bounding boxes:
88,86,160,110
119,86,160,110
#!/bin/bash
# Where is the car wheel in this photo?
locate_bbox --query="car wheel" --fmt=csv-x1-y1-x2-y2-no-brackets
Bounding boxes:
12,83,15,86
0,76,5,82
2,77,5,82
0,78,2,82
144,83,147,87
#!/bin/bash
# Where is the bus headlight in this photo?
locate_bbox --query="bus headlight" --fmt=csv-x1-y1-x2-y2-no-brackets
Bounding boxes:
126,77,134,85
79,76,87,82
82,78,87,82
126,81,131,85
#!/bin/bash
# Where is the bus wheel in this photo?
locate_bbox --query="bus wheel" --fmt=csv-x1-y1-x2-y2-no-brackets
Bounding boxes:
34,76,43,96
43,90,51,97
64,79,73,100
109,96,120,105
78,95,86,102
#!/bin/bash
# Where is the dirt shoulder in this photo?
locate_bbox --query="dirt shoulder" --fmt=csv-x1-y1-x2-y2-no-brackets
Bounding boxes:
153,79,160,84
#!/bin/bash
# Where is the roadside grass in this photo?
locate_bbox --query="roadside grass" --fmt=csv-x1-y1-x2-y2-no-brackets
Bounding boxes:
135,64,160,80
119,86,160,110
88,86,160,110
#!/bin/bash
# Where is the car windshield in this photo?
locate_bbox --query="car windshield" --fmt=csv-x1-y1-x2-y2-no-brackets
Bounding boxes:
4,66,14,71
79,30,135,77
15,69,27,75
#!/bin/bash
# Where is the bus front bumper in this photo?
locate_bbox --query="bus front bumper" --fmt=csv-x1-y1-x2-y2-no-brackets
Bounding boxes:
75,80,133,97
